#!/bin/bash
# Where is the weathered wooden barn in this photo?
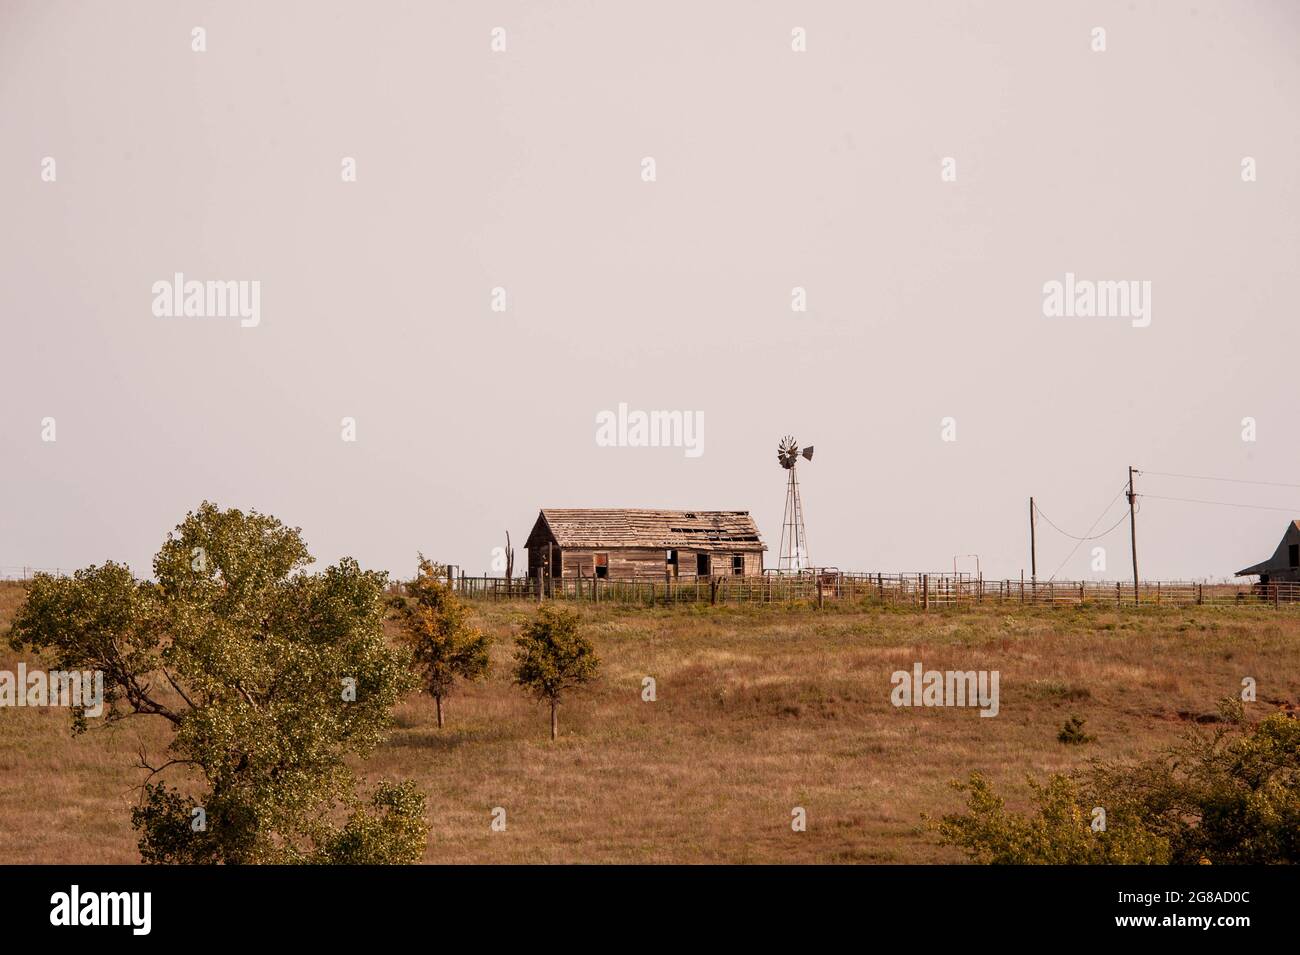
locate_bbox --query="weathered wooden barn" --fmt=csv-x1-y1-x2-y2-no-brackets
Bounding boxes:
1235,520,1300,585
525,509,765,581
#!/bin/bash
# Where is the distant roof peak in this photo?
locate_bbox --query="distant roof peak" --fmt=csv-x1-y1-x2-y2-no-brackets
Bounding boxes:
530,508,765,551
1235,519,1300,576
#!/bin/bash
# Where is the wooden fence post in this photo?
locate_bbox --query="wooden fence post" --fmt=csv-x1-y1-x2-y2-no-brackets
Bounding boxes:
923,574,929,610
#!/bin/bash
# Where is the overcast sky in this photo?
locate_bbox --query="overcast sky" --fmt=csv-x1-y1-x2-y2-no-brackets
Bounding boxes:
3,1,1298,582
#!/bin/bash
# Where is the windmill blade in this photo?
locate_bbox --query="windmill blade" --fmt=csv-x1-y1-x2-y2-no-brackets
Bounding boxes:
777,435,799,468
801,446,814,462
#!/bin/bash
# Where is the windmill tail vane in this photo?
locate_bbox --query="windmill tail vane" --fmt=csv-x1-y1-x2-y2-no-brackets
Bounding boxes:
776,435,814,573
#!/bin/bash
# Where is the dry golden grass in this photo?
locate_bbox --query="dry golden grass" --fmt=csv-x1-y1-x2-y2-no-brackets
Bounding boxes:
2,580,1297,863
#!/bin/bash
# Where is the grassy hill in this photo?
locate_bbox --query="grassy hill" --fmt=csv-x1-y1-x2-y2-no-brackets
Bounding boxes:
2,579,1296,863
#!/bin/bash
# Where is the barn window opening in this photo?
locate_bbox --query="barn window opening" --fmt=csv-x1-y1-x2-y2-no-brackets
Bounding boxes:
1290,544,1299,568
696,553,711,576
732,554,745,575
594,553,609,579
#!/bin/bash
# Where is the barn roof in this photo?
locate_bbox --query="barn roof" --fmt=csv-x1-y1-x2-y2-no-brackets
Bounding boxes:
528,509,765,551
1236,520,1300,576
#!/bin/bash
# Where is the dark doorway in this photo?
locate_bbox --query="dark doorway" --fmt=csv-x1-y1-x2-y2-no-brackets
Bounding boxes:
696,553,711,576
594,553,608,579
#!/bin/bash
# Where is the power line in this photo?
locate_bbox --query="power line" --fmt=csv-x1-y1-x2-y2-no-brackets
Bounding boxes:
1141,493,1300,514
1030,468,1300,586
1034,495,1130,542
1140,470,1300,490
1042,484,1130,582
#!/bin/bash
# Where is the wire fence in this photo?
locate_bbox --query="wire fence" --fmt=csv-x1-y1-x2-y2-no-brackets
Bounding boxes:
0,566,72,581
7,565,1297,610
443,570,1300,610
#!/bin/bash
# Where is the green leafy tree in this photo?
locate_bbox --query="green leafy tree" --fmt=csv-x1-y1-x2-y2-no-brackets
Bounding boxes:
932,713,1300,864
512,604,599,740
397,556,490,728
9,502,427,864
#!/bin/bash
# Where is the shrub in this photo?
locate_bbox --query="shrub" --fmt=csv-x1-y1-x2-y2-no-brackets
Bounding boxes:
1216,696,1245,724
934,713,1300,864
929,773,1169,864
1058,715,1096,745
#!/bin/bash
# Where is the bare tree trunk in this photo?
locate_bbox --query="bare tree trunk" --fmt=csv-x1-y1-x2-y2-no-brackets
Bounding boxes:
436,694,444,729
550,700,558,740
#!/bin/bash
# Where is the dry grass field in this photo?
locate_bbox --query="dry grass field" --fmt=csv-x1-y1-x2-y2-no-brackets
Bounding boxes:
2,579,1298,864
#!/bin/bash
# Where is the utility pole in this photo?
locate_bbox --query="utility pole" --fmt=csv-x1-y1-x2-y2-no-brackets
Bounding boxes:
1127,466,1139,606
1029,497,1037,584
